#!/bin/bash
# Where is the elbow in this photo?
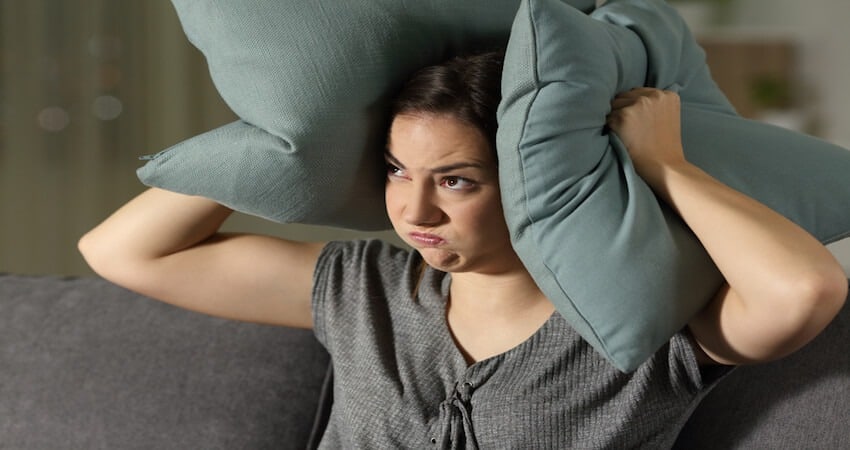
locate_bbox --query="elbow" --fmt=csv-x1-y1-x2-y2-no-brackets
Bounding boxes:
78,229,108,276
694,266,847,366
78,229,129,282
793,266,847,322
776,266,847,355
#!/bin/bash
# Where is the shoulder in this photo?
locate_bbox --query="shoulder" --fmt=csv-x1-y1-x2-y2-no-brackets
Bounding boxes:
311,239,446,351
319,238,415,266
316,239,420,284
312,239,428,310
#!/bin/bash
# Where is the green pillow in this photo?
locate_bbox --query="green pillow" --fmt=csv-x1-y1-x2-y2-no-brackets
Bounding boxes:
498,0,850,371
137,0,596,230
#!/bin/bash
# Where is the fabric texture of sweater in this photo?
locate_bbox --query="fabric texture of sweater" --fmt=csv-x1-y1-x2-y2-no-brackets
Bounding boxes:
312,239,727,449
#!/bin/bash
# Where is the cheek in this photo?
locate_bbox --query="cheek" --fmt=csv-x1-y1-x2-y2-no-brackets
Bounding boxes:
473,195,510,238
384,184,402,222
456,195,505,232
478,190,505,219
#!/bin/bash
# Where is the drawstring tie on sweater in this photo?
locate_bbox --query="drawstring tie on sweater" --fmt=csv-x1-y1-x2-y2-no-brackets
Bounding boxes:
436,381,479,449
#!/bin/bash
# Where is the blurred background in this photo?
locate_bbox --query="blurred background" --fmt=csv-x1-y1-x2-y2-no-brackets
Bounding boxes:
1,0,848,276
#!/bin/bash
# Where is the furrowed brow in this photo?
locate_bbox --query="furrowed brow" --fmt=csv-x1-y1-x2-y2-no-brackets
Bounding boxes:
384,151,485,173
429,162,486,174
384,152,405,169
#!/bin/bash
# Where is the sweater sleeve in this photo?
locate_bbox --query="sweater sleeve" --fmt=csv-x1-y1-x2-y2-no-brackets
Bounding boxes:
667,329,735,395
310,239,419,353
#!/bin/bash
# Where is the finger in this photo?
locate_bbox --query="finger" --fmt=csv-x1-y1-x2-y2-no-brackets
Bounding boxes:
614,86,656,100
610,88,657,109
609,97,636,110
605,111,625,129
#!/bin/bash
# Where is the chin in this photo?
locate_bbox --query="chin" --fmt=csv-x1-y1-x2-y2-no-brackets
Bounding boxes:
419,248,464,272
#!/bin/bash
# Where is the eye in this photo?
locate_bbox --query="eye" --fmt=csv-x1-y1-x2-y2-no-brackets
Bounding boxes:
441,176,476,191
386,163,407,179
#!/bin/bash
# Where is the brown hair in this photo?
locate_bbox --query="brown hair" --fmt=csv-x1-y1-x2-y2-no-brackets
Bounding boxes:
390,50,505,152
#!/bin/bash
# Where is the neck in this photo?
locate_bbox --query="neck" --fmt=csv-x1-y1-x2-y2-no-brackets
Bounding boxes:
449,268,550,318
446,267,556,364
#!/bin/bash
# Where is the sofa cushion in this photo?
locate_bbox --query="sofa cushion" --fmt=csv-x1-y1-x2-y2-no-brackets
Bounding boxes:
0,274,330,449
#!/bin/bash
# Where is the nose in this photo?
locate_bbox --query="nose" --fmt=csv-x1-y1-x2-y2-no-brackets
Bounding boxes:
403,182,443,226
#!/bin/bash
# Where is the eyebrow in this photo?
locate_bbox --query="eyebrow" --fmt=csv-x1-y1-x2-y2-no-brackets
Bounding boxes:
384,152,487,174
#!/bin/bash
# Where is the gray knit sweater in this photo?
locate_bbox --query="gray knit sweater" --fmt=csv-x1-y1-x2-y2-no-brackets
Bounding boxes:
312,240,726,449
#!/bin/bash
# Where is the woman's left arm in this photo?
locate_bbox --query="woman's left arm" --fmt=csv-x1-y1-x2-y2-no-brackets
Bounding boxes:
607,88,848,365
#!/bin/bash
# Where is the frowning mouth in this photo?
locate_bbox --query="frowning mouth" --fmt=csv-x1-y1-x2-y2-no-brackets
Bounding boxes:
408,232,445,247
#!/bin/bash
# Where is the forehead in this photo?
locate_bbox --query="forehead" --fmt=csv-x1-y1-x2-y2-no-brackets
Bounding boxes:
387,114,494,168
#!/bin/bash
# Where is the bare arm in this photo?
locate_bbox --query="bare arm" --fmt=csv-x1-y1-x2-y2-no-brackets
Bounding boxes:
78,188,324,328
607,88,847,365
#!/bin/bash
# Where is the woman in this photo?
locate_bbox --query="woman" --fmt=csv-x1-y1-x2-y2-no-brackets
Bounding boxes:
79,52,846,448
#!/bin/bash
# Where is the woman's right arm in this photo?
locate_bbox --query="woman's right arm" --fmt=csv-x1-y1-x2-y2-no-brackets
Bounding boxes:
78,187,324,328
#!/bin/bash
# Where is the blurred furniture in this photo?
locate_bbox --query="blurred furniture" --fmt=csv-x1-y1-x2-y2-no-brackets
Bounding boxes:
699,33,806,130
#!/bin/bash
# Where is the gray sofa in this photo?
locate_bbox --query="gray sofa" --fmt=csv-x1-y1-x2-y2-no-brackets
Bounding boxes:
2,273,848,449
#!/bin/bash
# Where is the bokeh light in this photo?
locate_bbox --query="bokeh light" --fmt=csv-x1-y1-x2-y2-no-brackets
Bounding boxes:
37,106,70,132
92,95,123,121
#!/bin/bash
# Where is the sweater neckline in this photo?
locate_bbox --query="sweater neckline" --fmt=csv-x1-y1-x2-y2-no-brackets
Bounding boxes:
434,270,561,371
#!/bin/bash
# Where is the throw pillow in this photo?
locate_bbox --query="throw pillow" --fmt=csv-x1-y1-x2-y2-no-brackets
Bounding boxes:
137,0,596,230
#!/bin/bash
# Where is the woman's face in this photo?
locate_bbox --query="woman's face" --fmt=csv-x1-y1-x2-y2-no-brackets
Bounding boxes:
385,113,520,274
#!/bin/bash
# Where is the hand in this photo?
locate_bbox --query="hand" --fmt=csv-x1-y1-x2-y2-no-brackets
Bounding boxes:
606,87,686,184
